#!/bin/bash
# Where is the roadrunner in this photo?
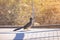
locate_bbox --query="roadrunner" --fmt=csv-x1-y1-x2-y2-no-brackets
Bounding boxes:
13,18,33,31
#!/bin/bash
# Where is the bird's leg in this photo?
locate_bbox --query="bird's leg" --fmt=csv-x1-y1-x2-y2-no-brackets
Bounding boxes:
24,27,31,31
27,27,31,30
24,29,28,31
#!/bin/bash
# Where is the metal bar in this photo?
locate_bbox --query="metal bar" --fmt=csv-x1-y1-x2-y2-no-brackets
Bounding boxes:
31,0,35,27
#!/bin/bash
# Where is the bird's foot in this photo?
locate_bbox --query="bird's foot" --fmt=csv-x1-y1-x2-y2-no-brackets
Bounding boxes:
24,28,31,31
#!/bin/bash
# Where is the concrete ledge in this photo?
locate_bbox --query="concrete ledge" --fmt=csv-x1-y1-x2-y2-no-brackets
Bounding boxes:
0,28,60,40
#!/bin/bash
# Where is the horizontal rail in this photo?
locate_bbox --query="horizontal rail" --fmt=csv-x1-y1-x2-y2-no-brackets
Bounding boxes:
0,29,60,34
0,24,60,28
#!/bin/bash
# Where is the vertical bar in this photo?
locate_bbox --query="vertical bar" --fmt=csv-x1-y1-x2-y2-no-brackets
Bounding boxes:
31,0,35,27
53,31,54,40
57,31,59,40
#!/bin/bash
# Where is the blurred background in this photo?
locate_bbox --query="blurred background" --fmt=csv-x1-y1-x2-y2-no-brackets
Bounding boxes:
0,0,60,28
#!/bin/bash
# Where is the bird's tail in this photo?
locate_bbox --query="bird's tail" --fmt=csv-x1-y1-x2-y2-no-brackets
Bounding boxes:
13,27,23,31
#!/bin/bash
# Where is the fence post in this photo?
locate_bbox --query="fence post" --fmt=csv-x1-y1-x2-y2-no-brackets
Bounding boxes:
31,0,35,27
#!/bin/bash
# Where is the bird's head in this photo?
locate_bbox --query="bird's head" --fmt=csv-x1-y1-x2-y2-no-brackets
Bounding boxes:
30,17,33,20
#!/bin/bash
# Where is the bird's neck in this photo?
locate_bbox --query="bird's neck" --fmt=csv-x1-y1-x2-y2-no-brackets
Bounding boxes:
30,19,32,23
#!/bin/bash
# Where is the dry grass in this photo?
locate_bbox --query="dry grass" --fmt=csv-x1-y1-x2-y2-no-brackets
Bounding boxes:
0,0,60,27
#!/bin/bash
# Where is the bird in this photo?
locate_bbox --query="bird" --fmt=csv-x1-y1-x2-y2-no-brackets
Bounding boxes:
13,17,33,31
